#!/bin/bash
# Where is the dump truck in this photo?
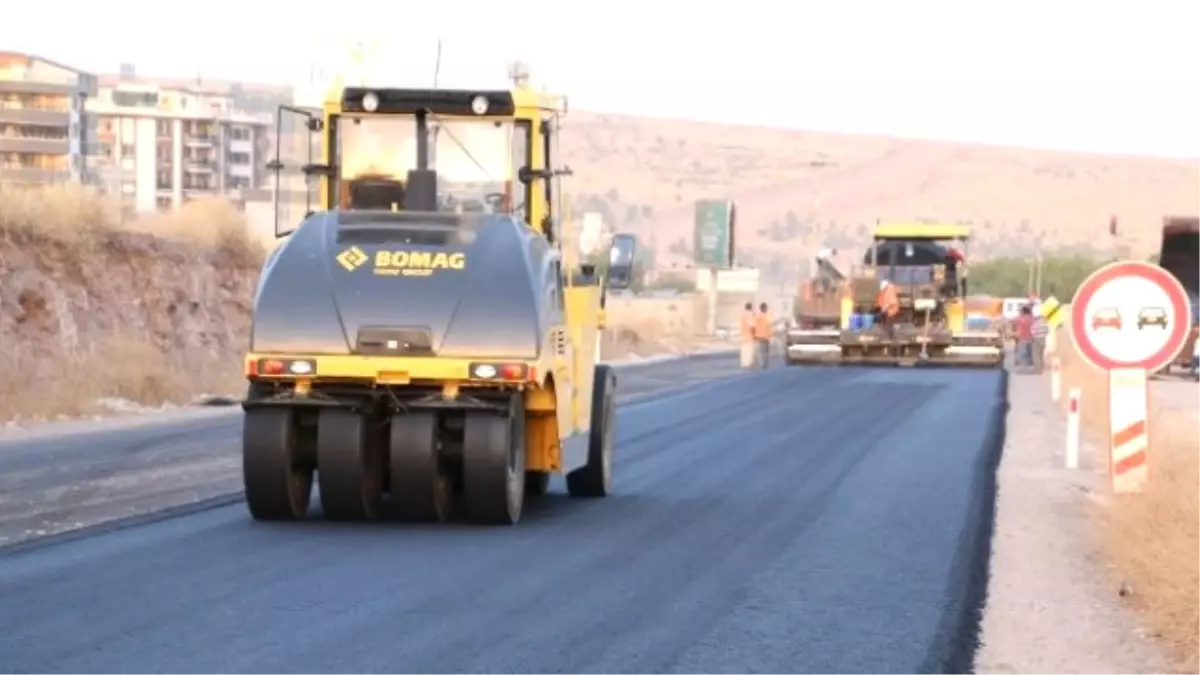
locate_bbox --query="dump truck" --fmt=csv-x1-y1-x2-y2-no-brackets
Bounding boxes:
1158,215,1199,375
785,222,1004,367
242,84,636,526
792,251,846,332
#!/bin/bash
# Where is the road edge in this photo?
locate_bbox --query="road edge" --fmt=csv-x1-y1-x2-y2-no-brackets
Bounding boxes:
924,368,1009,673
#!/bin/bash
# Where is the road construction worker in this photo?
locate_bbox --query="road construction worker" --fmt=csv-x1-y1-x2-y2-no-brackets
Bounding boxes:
753,302,773,368
1031,304,1049,373
876,280,900,339
739,302,756,369
944,247,965,296
1014,304,1035,371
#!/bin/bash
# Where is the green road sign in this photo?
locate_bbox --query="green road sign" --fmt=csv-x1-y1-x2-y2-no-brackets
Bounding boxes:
693,199,736,268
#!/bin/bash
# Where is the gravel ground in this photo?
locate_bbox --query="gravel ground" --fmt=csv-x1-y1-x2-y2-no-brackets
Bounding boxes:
974,366,1171,674
1151,375,1199,419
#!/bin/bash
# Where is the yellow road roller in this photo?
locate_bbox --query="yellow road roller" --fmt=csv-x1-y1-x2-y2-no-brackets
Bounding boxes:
242,83,635,525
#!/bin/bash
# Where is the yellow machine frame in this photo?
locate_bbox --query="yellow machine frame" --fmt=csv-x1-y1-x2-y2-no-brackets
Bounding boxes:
252,84,616,475
840,222,971,333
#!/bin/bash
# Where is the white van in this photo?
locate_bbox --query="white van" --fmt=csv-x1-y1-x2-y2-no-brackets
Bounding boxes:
1002,296,1039,321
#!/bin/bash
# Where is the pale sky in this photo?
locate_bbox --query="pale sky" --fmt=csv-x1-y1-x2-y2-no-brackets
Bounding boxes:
4,0,1199,158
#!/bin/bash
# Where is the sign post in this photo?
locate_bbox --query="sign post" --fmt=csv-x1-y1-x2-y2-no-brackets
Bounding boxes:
693,199,737,335
1069,260,1193,493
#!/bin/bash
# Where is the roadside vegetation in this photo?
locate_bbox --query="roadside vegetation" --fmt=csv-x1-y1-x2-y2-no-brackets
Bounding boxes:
970,255,1115,299
0,184,265,423
1055,326,1199,673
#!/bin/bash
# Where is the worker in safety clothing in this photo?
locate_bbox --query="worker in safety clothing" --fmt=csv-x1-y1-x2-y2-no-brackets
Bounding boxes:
876,279,900,339
1031,304,1049,373
752,302,773,369
944,247,965,296
739,302,756,369
1013,304,1035,371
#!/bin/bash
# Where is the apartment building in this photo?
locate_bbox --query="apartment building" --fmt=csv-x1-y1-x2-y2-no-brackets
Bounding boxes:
0,52,97,186
88,78,272,215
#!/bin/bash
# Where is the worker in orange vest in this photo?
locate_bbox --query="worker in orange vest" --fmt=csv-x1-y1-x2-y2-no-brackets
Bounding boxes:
753,302,773,368
739,302,756,369
876,280,900,339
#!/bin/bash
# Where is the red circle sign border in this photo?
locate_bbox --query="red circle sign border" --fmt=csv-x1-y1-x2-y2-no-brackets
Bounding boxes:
1070,260,1192,372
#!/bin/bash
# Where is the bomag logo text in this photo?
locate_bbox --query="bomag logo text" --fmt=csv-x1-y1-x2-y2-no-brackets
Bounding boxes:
371,250,466,277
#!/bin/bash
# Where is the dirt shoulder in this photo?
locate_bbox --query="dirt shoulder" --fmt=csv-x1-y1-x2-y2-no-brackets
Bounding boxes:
1053,327,1199,673
975,362,1172,673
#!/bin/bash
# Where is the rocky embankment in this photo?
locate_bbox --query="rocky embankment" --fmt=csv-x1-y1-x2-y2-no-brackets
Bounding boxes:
0,188,710,425
0,190,262,423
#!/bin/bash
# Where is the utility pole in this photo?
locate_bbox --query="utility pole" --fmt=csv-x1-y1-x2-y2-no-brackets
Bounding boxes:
507,61,530,88
1034,250,1044,298
1027,253,1036,297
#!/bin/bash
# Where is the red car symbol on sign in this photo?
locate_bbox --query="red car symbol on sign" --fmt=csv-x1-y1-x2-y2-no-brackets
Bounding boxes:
1091,307,1122,331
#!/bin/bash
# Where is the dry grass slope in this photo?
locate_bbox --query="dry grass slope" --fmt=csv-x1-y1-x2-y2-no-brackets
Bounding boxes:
0,185,265,422
1055,329,1199,673
561,112,1200,272
0,185,710,424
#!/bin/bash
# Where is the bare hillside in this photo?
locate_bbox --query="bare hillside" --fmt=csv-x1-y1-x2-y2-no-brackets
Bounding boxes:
559,111,1199,276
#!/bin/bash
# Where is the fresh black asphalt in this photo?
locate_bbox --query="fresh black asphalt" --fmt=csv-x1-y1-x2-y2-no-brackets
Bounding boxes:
0,363,1007,674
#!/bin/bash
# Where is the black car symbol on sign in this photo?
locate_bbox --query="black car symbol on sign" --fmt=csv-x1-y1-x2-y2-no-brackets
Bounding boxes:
1136,307,1168,330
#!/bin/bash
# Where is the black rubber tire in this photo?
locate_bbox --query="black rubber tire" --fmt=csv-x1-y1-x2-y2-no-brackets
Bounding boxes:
525,471,551,496
316,410,383,521
389,412,453,522
243,408,312,521
567,364,615,498
462,395,526,525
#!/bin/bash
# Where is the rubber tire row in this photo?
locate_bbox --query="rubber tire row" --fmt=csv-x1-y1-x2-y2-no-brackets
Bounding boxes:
242,364,616,526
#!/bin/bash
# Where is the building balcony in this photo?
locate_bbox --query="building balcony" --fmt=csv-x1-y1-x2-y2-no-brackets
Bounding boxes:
0,106,69,126
184,134,218,147
0,80,74,96
184,159,217,173
0,137,70,154
0,166,72,184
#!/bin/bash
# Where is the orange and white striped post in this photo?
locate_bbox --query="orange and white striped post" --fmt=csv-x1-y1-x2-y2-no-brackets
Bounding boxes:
1107,368,1150,493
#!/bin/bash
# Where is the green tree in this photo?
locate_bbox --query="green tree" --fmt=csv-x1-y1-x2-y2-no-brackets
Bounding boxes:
969,255,1108,299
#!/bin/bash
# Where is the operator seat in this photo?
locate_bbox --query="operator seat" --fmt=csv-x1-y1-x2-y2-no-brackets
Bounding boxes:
344,175,407,210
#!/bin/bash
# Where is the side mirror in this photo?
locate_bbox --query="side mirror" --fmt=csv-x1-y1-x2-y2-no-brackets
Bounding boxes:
517,166,549,184
606,233,637,291
301,163,336,178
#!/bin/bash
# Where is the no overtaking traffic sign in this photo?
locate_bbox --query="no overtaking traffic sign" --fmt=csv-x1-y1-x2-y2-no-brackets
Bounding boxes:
1068,259,1193,494
1070,260,1192,373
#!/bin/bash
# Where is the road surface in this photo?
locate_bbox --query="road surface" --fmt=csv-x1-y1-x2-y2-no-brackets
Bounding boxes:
0,353,742,547
0,362,1007,674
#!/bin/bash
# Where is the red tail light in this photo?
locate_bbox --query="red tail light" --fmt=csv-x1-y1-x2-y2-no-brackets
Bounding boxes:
469,362,533,382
